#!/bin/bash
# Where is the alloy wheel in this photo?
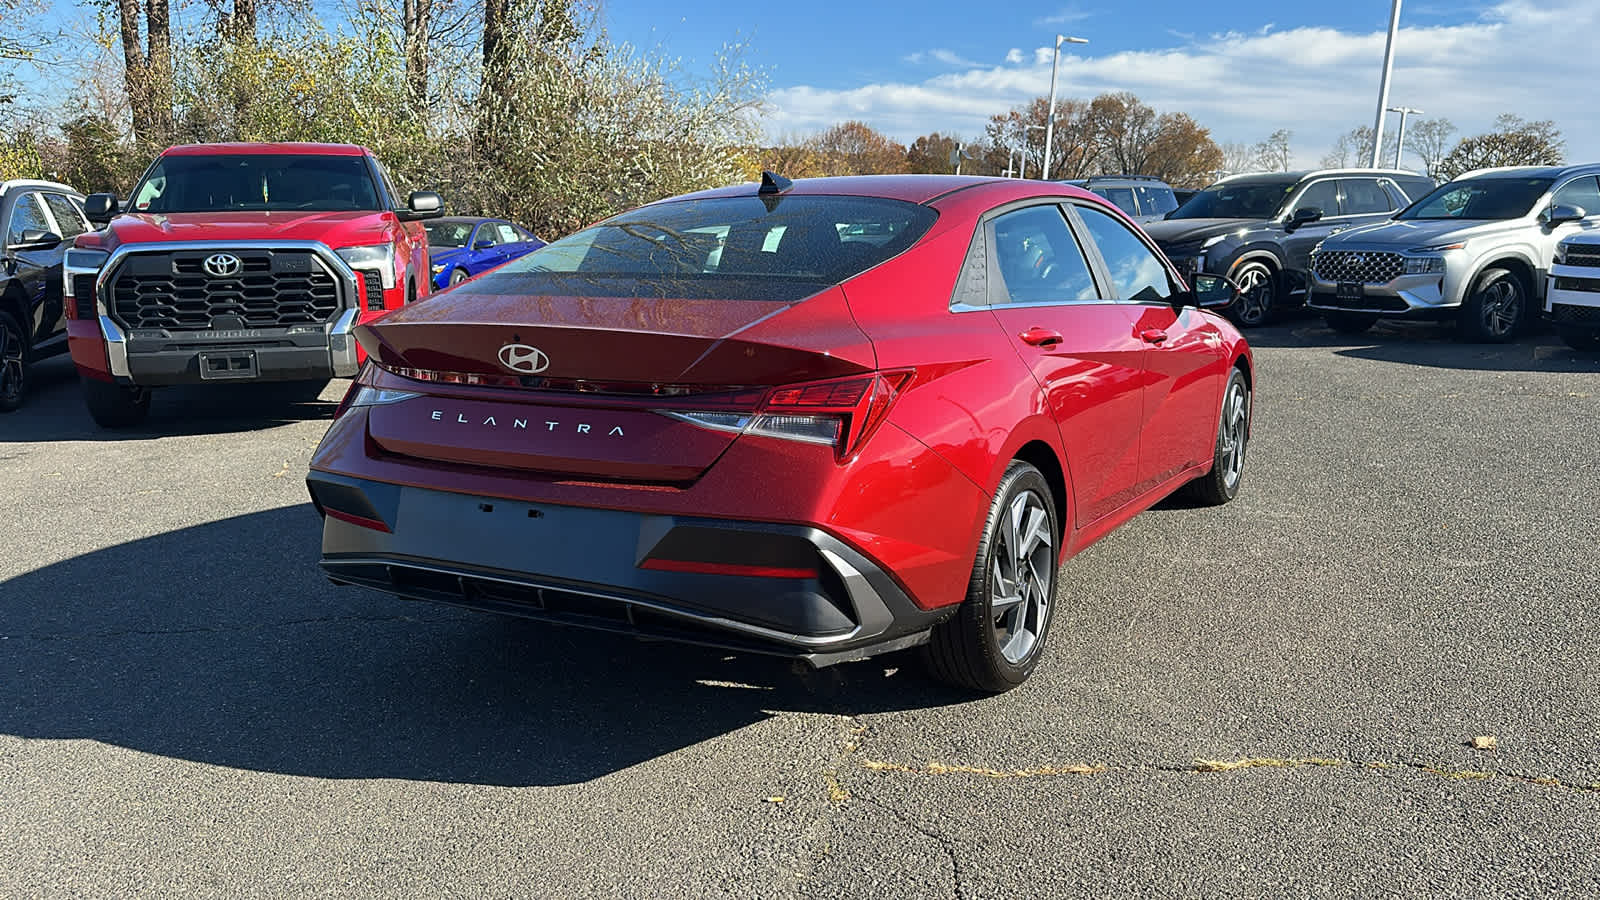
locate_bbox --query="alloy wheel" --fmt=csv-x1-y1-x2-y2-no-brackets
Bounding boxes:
1218,380,1249,491
0,317,24,406
1232,265,1272,326
989,489,1054,665
1479,278,1521,337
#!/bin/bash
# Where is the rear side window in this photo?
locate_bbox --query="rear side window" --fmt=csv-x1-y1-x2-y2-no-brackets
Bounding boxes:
1392,176,1435,203
1137,186,1178,216
42,193,90,238
479,195,938,302
1093,187,1139,217
1074,204,1174,303
989,204,1098,304
1340,179,1394,214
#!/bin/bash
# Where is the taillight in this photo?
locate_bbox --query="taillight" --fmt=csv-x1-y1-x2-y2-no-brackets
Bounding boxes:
670,370,913,460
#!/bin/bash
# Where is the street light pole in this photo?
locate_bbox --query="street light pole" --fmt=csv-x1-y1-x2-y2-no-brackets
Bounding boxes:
1368,0,1403,168
1042,34,1088,181
1387,106,1421,169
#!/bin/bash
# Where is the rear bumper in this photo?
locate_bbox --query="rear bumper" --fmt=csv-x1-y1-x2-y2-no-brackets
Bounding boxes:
306,471,950,666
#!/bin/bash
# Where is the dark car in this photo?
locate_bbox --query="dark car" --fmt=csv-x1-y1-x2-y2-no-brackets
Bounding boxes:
1,180,91,412
425,217,545,289
1062,175,1181,224
307,173,1255,692
1144,169,1435,327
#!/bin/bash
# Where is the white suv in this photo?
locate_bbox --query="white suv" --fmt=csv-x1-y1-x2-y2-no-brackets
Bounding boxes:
1307,164,1600,342
1547,233,1600,350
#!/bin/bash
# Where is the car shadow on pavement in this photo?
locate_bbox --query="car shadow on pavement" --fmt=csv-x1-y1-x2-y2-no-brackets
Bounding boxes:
1,356,341,442
0,505,966,787
1241,318,1600,373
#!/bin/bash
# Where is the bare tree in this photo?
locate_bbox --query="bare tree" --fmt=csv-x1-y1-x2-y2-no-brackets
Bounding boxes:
1217,141,1256,177
1404,118,1456,180
1320,126,1398,169
402,0,433,111
115,0,174,150
1253,129,1293,171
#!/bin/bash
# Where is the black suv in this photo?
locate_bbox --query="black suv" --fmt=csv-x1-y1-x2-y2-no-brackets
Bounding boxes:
1062,175,1181,224
1144,169,1435,326
1,180,91,412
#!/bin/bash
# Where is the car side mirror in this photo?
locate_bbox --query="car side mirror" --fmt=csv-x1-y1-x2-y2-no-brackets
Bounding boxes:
1285,207,1323,232
1542,204,1586,227
83,193,119,225
473,240,494,251
10,230,63,252
398,191,444,221
1178,272,1240,310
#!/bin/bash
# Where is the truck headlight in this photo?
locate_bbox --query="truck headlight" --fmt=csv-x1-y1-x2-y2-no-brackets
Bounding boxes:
1403,256,1446,275
65,249,110,271
335,243,396,290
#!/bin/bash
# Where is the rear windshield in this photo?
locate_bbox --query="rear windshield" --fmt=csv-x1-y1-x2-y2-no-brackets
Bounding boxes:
466,194,938,301
1169,181,1295,220
1397,177,1554,220
128,154,382,213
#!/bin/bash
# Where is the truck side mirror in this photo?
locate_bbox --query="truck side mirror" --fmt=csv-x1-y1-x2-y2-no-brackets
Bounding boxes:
84,193,119,225
399,191,444,221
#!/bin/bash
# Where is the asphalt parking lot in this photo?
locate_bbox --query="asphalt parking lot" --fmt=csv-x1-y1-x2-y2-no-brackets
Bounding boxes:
2,317,1598,897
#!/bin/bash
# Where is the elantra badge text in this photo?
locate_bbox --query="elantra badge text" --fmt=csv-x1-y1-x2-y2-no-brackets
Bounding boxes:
498,343,550,374
430,410,624,436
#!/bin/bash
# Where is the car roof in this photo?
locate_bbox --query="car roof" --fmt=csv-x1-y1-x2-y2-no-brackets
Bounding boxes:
0,179,84,197
428,216,503,226
1216,168,1425,186
663,174,1100,207
160,142,371,157
1454,163,1600,181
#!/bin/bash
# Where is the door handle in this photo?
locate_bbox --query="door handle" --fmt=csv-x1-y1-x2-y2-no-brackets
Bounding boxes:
1139,328,1169,344
1019,327,1063,348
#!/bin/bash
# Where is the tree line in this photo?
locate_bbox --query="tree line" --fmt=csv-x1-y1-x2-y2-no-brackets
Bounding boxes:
0,0,1574,239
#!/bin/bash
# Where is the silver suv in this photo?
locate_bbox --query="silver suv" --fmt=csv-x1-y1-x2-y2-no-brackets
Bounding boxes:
1307,164,1600,341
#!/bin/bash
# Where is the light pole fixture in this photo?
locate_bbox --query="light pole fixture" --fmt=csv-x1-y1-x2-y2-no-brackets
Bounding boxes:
1042,34,1089,181
1368,0,1403,168
1387,106,1422,169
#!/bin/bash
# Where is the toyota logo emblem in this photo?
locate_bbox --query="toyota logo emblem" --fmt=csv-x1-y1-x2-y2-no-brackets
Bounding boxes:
498,343,550,374
203,253,242,277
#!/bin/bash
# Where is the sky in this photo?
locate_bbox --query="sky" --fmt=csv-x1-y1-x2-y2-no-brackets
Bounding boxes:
598,0,1596,170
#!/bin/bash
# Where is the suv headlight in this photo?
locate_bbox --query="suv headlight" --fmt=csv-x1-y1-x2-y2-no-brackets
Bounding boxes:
1403,256,1446,275
335,243,396,289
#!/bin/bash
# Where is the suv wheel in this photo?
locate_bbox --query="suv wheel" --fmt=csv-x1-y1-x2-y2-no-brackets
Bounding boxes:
0,309,28,413
1229,261,1276,328
924,460,1059,692
1459,267,1525,343
82,377,151,428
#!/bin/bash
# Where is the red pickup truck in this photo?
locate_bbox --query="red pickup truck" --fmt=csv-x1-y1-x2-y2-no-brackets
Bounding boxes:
65,142,442,427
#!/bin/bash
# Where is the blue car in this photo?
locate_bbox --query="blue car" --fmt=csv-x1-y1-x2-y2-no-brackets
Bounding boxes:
425,217,546,290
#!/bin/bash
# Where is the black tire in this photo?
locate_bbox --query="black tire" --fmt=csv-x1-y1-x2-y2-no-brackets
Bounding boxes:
0,309,28,413
1323,311,1378,335
924,460,1059,693
1181,368,1251,506
1227,260,1277,328
449,268,469,286
1558,326,1600,352
82,377,151,428
1458,267,1526,343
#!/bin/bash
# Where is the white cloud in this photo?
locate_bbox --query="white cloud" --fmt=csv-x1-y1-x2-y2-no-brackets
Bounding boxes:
765,0,1600,169
1035,5,1092,26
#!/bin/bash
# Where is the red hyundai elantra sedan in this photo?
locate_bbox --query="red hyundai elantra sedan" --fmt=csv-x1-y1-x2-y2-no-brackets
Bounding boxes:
307,173,1253,691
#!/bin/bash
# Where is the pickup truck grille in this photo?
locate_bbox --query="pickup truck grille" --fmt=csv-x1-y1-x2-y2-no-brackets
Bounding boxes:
109,249,341,330
1313,250,1405,285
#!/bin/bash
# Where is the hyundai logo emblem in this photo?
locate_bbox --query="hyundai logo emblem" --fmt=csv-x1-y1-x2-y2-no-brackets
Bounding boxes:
498,343,550,374
203,253,243,277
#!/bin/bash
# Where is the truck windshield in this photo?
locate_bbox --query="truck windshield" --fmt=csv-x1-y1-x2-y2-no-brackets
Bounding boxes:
128,154,382,213
1396,177,1554,220
1168,181,1294,220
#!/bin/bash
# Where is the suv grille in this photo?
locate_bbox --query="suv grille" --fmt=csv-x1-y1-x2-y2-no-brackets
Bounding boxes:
1562,246,1600,268
109,249,341,330
1313,250,1405,285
